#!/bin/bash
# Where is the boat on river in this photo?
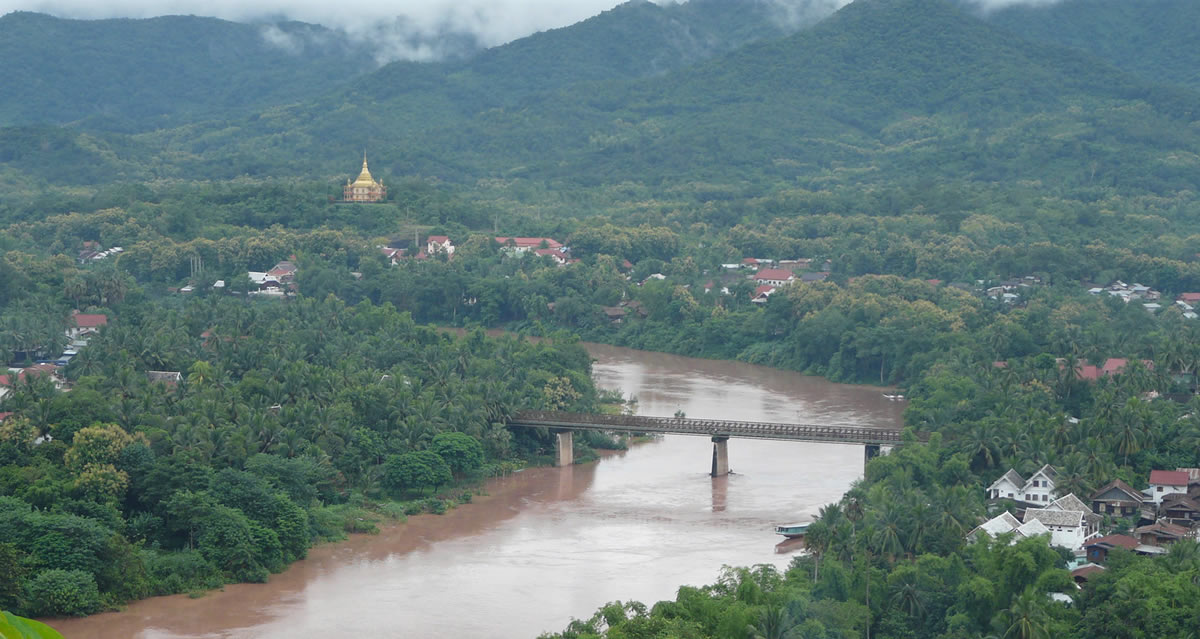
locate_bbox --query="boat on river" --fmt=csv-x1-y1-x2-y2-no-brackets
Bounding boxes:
882,393,905,400
774,522,810,538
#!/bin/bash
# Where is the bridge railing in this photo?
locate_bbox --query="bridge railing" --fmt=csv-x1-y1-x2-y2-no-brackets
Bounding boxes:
509,410,912,445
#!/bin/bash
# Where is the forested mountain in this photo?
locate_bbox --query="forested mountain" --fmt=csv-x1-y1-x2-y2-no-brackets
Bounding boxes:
130,0,1200,195
0,12,380,131
983,0,1200,90
2,0,1199,197
0,0,801,134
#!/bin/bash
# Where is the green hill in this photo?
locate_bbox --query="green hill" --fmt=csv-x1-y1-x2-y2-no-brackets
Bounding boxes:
3,0,1199,199
983,0,1200,91
135,0,1199,193
0,12,377,130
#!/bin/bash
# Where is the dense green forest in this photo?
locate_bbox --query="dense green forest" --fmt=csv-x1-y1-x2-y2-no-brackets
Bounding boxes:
1,0,1199,633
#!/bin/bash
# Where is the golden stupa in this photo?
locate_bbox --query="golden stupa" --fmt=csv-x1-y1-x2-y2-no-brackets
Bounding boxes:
343,152,386,202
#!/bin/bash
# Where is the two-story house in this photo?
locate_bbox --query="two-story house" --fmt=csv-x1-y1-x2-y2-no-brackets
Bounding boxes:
987,465,1057,504
1146,470,1189,505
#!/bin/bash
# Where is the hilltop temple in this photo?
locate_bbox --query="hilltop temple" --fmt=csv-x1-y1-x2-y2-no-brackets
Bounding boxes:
343,153,386,202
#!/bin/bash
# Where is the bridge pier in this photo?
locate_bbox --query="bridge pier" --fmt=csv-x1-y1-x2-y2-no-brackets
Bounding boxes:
556,431,574,467
711,436,730,477
864,444,881,466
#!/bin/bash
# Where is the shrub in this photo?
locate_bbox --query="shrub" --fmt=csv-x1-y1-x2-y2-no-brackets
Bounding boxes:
22,569,102,617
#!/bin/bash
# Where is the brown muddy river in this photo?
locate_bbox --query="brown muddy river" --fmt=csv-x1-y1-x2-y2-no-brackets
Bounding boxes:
49,343,904,639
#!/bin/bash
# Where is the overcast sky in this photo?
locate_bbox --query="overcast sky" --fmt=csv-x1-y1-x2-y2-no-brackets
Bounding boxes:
2,0,1064,60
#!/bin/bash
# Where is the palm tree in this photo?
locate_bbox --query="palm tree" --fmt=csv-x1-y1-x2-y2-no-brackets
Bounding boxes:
889,573,927,620
870,502,906,563
746,604,796,639
1114,397,1148,466
1001,589,1049,639
804,520,832,581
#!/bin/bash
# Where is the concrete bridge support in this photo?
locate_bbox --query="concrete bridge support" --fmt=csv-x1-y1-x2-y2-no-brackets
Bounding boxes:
556,431,574,467
864,444,881,466
711,436,730,477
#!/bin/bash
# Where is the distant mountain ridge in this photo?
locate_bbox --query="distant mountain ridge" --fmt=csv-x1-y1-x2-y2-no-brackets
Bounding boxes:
0,11,378,130
982,0,1200,90
1,0,1199,200
0,0,805,132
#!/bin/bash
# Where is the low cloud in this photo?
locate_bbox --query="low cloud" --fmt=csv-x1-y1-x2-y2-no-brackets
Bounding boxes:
5,0,1069,63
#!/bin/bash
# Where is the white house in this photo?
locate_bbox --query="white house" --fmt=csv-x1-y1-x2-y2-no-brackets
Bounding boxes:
1024,465,1058,504
66,312,108,341
426,235,455,255
1146,470,1189,505
1022,508,1089,550
988,469,1025,501
753,269,796,287
967,512,1051,545
987,465,1058,504
1046,493,1100,538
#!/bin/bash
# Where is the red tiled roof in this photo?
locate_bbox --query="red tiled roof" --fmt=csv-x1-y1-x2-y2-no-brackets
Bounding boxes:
1076,365,1102,381
753,285,776,297
1071,564,1106,580
1086,534,1138,549
427,235,450,244
1179,293,1200,303
992,361,1008,368
742,257,759,264
754,269,795,282
0,412,12,422
1149,470,1189,486
495,237,562,249
1101,358,1129,375
72,313,108,328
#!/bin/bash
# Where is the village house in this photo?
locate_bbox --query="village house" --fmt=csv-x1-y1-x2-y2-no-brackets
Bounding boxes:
1090,479,1148,518
1134,519,1193,545
601,307,626,323
495,237,564,253
751,285,776,304
1159,493,1200,525
426,235,455,256
534,248,569,265
966,511,1051,544
66,311,108,341
1069,357,1153,382
1083,534,1165,562
1071,563,1106,584
1021,508,1090,550
1047,493,1101,532
1146,470,1189,505
753,269,795,287
986,465,1057,504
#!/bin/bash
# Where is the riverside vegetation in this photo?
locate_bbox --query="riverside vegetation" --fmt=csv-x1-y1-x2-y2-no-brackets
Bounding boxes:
1,0,1199,635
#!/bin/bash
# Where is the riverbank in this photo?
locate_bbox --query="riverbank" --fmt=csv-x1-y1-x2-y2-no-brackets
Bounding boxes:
47,342,900,639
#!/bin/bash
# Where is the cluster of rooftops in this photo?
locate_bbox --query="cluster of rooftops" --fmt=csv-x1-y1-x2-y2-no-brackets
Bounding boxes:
975,465,1199,582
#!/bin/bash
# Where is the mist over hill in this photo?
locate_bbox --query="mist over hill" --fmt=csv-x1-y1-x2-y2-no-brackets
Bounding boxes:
0,0,1198,199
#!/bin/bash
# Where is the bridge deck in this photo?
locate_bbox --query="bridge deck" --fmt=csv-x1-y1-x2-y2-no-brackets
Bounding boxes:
510,410,910,445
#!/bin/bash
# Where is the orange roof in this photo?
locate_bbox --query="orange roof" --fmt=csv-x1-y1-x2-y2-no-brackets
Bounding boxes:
754,269,795,281
495,237,562,249
72,313,108,328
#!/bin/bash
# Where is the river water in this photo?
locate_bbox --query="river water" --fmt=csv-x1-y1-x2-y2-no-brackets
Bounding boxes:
49,343,903,639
